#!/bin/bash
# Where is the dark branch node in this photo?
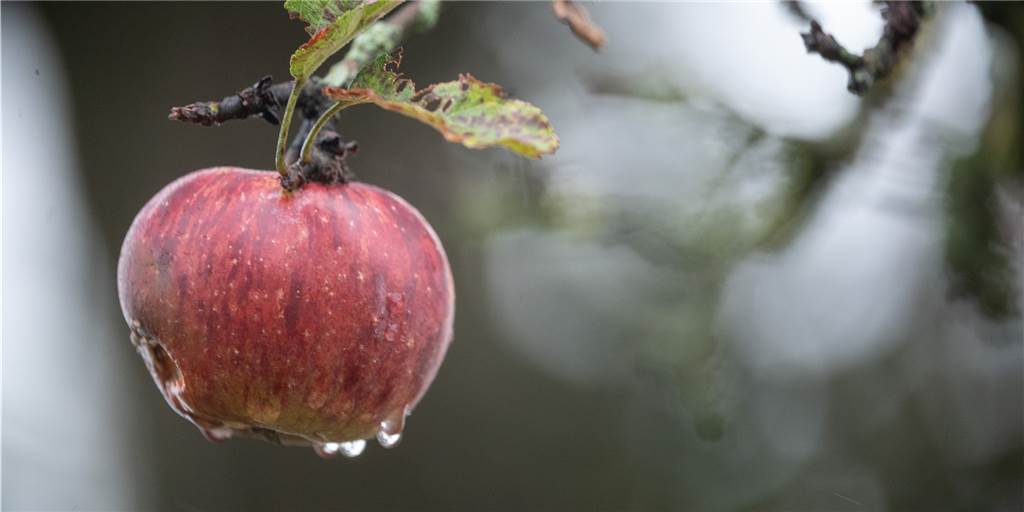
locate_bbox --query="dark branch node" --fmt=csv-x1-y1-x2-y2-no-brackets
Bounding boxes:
280,129,358,192
801,20,863,70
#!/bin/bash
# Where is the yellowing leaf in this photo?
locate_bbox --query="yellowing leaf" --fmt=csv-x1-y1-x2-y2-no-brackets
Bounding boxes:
285,0,401,80
323,51,559,158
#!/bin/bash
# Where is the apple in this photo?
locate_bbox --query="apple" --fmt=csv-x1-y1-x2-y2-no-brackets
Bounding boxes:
117,167,454,457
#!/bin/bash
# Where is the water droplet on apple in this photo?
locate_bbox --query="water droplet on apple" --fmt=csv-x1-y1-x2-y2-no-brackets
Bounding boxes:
313,440,365,459
198,425,234,443
338,439,367,457
376,407,408,448
376,430,402,448
314,441,340,459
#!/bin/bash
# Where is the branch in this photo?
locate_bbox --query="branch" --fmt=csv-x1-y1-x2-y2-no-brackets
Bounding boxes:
552,0,607,51
167,1,440,127
799,1,930,95
782,1,814,23
290,0,440,182
279,118,358,191
167,0,442,190
168,77,332,126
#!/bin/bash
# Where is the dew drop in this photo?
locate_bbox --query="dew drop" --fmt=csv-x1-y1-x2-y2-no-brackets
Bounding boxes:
338,439,367,458
376,406,409,449
198,425,234,443
376,429,402,448
313,440,366,459
314,441,340,459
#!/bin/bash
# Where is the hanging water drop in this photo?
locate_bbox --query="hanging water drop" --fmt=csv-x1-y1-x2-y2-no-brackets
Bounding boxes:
314,441,341,459
197,425,234,443
338,439,367,458
376,406,409,448
376,429,402,448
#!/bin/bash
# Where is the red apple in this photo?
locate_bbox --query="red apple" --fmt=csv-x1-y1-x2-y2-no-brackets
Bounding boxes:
117,167,454,457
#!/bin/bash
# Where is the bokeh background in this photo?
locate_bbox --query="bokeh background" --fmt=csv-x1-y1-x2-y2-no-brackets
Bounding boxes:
3,2,1022,510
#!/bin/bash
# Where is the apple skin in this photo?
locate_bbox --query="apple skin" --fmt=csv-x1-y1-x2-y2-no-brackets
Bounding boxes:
117,167,454,450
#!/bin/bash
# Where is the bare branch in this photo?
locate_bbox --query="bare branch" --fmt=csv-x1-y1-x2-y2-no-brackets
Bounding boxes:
782,1,814,23
799,1,930,95
168,0,441,128
168,77,332,127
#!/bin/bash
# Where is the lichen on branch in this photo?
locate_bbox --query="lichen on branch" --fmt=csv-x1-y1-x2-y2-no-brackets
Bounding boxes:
323,0,441,88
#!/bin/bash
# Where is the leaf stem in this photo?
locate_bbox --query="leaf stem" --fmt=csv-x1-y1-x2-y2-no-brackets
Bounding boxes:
300,100,358,163
275,76,307,175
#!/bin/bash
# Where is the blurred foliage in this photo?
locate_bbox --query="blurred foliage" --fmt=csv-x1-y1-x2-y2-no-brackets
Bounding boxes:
459,8,1023,493
943,56,1022,318
944,3,1022,320
945,155,1019,318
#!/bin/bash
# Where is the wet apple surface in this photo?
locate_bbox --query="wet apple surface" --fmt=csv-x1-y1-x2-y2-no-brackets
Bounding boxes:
117,167,454,457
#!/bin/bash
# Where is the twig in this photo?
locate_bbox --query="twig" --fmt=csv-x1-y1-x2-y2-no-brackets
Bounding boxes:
799,1,929,95
168,77,331,127
167,1,439,129
167,1,441,190
552,0,607,51
782,1,814,23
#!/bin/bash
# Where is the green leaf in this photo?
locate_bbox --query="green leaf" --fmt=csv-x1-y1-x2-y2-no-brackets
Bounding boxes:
323,51,559,158
285,0,402,80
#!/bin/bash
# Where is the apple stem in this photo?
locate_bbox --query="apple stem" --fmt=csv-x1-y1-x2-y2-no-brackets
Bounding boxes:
285,118,316,165
276,76,308,176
